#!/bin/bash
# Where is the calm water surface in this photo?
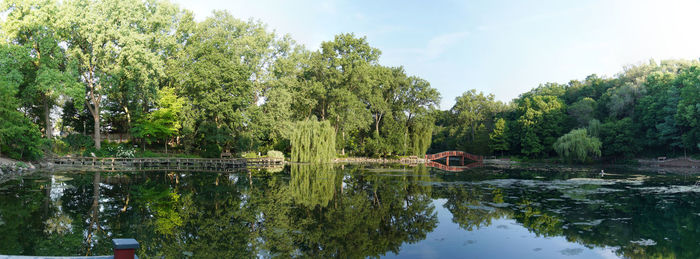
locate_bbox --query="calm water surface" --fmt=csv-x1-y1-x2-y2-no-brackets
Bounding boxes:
1,164,699,258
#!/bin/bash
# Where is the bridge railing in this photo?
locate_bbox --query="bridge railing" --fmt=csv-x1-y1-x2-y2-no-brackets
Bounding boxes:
425,151,483,162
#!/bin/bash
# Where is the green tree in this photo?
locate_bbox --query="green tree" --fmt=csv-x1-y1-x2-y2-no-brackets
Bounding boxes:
489,118,509,156
1,0,83,140
553,128,601,163
59,0,174,149
0,44,44,160
290,119,336,163
131,87,184,153
567,97,596,127
173,10,272,153
675,66,700,154
513,95,566,157
599,118,637,158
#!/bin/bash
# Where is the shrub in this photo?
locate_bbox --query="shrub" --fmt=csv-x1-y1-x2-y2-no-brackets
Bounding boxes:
266,150,284,160
63,134,94,150
241,151,260,158
82,144,135,158
200,143,221,158
51,139,70,155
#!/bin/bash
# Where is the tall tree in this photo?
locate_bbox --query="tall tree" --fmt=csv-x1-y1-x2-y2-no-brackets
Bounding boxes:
0,44,44,160
173,10,274,153
2,0,83,140
59,0,173,149
489,118,509,156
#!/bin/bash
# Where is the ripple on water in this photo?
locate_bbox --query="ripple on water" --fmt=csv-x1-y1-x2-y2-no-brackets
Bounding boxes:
631,239,657,246
572,219,604,226
636,185,700,194
560,248,584,256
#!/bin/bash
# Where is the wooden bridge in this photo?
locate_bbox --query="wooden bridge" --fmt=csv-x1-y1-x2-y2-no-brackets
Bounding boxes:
423,151,483,172
49,157,284,172
425,151,483,165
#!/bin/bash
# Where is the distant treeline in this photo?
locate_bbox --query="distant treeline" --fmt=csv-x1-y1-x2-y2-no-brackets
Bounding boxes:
0,0,438,160
431,60,700,161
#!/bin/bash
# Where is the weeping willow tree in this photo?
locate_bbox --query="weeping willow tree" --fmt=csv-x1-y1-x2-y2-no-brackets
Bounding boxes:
410,123,433,156
290,119,336,163
553,128,602,163
289,164,339,208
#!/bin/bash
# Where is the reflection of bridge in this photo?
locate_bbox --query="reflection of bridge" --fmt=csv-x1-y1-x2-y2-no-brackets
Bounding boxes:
424,151,484,172
425,161,483,172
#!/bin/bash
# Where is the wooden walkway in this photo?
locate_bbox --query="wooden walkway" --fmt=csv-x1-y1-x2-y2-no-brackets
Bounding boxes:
50,157,284,172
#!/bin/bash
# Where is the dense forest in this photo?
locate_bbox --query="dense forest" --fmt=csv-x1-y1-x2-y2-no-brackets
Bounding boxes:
1,0,699,162
432,60,700,161
0,0,439,160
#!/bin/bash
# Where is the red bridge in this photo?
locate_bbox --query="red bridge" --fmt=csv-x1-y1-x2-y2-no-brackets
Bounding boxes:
425,151,483,166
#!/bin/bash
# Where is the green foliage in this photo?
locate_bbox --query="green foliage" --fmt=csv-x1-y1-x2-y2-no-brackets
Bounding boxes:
599,118,638,158
568,97,596,126
586,119,601,137
63,134,94,150
2,0,699,161
290,119,336,163
489,118,509,155
289,164,338,208
241,152,260,159
553,128,602,163
200,143,222,158
82,143,135,158
430,90,502,155
266,150,284,160
410,119,434,156
0,43,44,160
514,95,567,158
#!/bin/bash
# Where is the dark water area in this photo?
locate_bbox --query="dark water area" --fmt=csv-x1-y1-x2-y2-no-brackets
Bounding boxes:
1,164,700,258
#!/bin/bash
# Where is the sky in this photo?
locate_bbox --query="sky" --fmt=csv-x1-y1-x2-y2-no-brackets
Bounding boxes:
173,0,700,109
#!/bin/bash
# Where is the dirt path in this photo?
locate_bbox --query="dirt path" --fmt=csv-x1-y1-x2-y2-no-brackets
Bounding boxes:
638,158,700,168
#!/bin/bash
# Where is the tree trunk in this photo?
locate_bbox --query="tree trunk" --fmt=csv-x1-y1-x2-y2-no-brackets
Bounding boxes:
93,107,101,150
123,105,131,129
341,131,345,156
44,97,52,140
375,113,382,135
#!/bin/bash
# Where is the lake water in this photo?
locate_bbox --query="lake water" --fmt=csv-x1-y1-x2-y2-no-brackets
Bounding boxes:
0,164,699,258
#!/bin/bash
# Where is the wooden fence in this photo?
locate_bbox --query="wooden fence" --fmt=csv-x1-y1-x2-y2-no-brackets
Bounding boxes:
50,157,284,172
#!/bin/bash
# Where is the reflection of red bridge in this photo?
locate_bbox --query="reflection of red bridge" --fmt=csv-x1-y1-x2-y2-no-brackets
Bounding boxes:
425,161,483,172
424,151,484,172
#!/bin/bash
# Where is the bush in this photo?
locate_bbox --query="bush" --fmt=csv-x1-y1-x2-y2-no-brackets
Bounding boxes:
63,134,94,150
200,143,221,158
51,139,70,155
266,150,284,160
111,145,135,158
82,144,135,158
241,151,260,158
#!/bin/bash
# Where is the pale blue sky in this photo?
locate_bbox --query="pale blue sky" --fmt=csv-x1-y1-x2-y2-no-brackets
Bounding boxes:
174,0,700,109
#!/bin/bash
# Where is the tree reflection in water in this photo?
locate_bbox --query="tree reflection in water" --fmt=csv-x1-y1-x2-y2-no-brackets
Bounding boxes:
1,166,700,258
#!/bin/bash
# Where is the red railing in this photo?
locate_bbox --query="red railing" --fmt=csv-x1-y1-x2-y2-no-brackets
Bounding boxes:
425,151,483,162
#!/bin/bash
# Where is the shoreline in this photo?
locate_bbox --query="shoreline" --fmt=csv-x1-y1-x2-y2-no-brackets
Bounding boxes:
1,154,698,182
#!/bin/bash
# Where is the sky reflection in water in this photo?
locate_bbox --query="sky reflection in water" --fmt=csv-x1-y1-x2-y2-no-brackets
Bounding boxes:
0,164,698,258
